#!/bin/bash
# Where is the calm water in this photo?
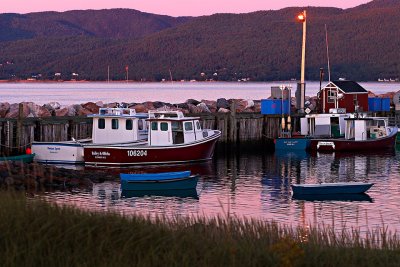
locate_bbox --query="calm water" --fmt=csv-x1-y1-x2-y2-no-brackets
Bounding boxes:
42,145,400,233
0,81,399,105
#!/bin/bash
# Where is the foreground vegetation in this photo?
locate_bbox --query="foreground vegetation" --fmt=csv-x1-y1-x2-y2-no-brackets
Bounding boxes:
1,193,400,267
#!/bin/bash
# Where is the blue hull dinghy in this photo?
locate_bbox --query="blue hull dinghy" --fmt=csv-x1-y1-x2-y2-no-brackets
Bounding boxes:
292,182,373,195
120,171,198,191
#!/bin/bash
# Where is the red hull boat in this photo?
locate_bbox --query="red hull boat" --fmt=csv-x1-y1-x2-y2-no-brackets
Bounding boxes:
84,110,221,166
310,125,397,152
84,131,220,166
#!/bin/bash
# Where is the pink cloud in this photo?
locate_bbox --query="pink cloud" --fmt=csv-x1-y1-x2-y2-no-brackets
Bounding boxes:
3,0,371,16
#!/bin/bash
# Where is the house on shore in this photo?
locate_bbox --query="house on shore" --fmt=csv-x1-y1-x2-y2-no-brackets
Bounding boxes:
319,80,368,113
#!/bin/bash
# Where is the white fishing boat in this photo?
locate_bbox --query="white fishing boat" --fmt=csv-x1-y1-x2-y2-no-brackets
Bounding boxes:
83,110,221,166
32,107,148,164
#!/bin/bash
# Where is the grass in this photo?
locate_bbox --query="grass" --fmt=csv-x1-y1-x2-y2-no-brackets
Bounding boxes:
0,192,399,267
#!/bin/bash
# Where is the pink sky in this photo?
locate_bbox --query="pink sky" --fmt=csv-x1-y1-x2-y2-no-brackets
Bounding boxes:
3,0,371,16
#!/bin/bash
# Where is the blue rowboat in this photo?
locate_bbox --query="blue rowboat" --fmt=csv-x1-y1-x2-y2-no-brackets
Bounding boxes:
291,182,373,195
120,171,198,191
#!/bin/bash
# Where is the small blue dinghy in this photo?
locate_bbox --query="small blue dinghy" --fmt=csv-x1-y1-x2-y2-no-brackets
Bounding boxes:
292,182,373,195
120,171,198,191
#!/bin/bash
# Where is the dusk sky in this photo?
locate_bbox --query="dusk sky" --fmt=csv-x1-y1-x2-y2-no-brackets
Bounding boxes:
3,0,372,16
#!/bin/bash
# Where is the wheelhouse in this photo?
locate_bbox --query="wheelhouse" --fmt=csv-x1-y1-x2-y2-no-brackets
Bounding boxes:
89,108,148,144
344,117,390,141
147,110,210,146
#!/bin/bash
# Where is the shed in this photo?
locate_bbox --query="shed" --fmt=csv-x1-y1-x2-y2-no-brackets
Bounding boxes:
319,80,368,113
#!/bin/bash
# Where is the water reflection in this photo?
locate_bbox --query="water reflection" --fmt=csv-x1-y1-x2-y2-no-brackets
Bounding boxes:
292,193,373,202
41,144,400,233
121,189,199,199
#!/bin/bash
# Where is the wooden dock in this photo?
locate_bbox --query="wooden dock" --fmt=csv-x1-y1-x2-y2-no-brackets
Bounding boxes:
0,111,300,155
4,104,396,156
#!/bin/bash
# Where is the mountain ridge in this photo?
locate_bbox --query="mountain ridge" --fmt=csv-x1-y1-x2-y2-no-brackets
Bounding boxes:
0,0,399,81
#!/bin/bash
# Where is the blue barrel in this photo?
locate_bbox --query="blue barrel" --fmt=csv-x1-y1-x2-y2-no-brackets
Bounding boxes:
368,98,381,111
381,98,390,111
261,99,290,115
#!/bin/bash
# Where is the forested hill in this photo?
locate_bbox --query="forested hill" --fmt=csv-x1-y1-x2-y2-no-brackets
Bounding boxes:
0,0,399,81
0,9,191,41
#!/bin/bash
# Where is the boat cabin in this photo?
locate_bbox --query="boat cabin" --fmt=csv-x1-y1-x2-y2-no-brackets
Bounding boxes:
89,108,148,144
301,112,349,138
147,110,209,146
344,117,390,141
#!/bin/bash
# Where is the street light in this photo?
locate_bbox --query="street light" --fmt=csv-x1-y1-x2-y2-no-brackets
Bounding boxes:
295,10,307,114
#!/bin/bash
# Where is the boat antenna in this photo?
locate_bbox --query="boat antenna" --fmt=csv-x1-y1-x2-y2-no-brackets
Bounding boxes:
325,24,331,82
169,69,173,83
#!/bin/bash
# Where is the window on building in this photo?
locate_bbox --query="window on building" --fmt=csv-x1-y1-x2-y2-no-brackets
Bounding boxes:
353,95,358,106
185,121,193,131
160,122,168,131
327,90,336,103
98,119,105,129
151,122,158,131
111,119,119,129
126,119,133,130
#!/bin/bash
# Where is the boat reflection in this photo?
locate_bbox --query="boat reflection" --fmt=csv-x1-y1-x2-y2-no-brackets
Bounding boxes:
88,161,213,176
121,188,199,199
292,193,373,202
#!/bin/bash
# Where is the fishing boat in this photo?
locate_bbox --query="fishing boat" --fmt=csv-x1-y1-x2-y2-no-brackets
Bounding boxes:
120,171,198,191
84,110,221,166
32,107,148,164
0,153,35,163
291,182,373,195
310,116,397,151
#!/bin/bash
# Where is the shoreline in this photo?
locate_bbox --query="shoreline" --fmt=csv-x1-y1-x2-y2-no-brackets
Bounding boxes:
1,79,400,84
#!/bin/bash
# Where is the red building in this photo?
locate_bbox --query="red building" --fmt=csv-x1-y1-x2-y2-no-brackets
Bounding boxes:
319,80,368,113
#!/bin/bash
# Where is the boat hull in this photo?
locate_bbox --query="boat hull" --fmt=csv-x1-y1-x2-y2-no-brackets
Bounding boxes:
121,175,198,191
310,128,397,152
292,193,372,202
0,153,35,163
84,131,220,166
292,182,374,195
275,138,310,150
32,141,86,164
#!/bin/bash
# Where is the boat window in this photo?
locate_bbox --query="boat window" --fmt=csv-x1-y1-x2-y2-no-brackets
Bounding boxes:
112,119,119,130
172,121,181,131
184,121,193,131
151,121,158,131
98,119,105,129
196,121,201,130
377,120,385,127
160,122,168,131
138,120,144,130
126,119,133,130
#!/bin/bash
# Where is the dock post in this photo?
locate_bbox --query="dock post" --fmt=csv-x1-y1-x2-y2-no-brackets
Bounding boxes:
16,103,23,154
229,101,237,143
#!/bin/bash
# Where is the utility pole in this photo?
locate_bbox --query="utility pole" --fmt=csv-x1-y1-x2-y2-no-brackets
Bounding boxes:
296,10,307,114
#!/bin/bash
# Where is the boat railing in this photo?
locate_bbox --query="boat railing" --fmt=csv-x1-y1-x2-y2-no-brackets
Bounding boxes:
99,108,136,116
148,110,184,119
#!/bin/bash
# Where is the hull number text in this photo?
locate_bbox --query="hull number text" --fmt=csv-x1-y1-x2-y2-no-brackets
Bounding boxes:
127,150,147,157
